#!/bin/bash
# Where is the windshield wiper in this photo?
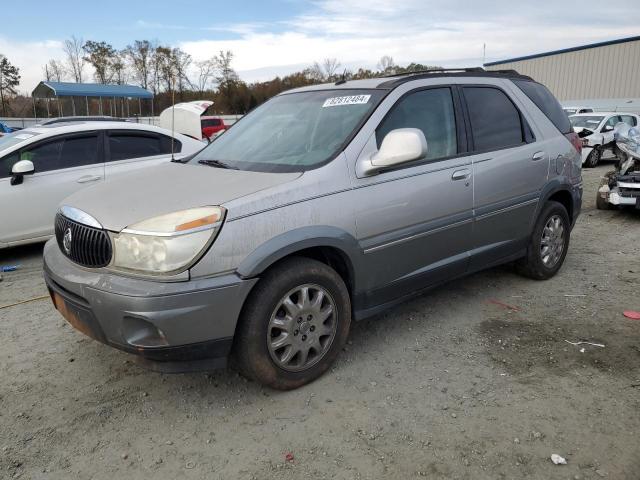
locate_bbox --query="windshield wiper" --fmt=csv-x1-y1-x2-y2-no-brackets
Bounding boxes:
197,159,239,169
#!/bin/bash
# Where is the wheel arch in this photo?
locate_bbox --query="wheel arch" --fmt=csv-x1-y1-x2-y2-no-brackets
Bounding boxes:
236,226,362,297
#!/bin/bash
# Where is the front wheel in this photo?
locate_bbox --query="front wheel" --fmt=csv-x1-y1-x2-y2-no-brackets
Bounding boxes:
233,257,351,390
584,147,601,168
516,201,571,280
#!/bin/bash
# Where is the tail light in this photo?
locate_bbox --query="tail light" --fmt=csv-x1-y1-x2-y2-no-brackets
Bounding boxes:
565,132,582,154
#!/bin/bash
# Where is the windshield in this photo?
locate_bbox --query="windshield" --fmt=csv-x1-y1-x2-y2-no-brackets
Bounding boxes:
0,130,39,152
570,116,604,129
190,89,386,172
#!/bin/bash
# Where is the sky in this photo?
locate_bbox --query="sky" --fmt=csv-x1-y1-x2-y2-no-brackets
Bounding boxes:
2,0,640,93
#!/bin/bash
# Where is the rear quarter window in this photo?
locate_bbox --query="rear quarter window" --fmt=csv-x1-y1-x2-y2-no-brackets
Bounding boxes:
512,80,571,134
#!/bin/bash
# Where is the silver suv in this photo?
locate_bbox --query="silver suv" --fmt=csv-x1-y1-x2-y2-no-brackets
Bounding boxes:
44,69,583,389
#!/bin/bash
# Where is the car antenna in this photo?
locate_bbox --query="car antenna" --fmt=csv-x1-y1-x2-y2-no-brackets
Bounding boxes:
170,75,176,162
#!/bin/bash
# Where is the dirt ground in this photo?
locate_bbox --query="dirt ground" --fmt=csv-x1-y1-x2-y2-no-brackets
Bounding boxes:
1,164,639,480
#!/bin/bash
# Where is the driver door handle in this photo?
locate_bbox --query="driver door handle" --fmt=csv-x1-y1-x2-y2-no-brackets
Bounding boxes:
532,151,546,161
77,175,102,184
451,169,471,181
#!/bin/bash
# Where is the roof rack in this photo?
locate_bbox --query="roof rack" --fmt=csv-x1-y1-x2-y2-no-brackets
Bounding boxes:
381,67,486,78
377,67,531,88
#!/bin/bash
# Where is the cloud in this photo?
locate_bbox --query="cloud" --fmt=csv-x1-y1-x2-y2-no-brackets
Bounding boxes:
3,0,640,93
181,0,640,82
0,37,66,95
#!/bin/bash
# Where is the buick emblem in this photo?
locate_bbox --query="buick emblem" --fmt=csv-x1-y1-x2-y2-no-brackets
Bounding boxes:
63,228,72,255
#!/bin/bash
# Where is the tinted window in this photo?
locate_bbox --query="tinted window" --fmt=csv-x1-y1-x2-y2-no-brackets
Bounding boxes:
463,87,524,152
513,80,571,134
108,133,180,161
0,135,99,178
377,88,457,161
202,119,221,127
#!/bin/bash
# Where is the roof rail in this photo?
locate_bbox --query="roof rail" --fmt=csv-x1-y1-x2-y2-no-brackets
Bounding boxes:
381,67,486,78
377,67,529,88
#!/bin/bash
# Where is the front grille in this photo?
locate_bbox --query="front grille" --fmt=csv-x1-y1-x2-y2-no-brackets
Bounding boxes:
619,188,640,198
54,213,112,268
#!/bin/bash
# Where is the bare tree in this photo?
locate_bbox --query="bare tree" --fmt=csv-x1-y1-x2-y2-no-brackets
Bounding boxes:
195,58,216,93
377,55,395,73
111,51,128,85
43,59,66,82
308,58,342,82
124,40,153,89
170,48,192,95
63,36,85,83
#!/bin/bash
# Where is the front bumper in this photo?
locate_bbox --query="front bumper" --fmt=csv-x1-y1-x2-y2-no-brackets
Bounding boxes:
43,239,258,371
581,147,592,164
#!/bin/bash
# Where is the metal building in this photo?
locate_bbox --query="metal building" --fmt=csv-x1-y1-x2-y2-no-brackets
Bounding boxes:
484,36,640,102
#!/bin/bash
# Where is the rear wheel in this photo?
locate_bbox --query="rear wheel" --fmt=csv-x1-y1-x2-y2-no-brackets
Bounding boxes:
233,257,351,390
516,201,570,280
584,146,601,168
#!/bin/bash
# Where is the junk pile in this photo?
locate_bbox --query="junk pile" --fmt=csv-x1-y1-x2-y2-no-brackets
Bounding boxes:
597,123,640,210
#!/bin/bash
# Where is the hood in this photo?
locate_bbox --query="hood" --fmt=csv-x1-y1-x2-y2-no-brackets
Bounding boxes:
61,162,301,231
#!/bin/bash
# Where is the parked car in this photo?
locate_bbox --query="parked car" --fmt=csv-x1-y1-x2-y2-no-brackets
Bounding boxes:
201,116,229,139
570,112,640,167
563,106,593,116
0,122,203,248
44,69,582,389
37,116,129,126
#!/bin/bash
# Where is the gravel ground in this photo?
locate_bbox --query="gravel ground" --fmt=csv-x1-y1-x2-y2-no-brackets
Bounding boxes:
1,164,639,480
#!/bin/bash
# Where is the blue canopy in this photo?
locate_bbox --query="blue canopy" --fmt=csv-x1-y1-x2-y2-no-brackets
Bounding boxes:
32,81,153,99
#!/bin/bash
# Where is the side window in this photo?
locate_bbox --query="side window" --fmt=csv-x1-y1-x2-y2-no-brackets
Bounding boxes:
0,151,20,179
376,88,457,161
108,133,181,161
620,115,637,127
9,135,99,175
463,87,525,152
605,116,621,128
512,80,571,134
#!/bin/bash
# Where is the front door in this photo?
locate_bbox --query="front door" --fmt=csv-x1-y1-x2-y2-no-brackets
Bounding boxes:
0,132,104,244
352,86,474,310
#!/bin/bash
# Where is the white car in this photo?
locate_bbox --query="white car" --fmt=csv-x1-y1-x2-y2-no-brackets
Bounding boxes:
569,112,640,167
0,122,203,248
563,106,593,116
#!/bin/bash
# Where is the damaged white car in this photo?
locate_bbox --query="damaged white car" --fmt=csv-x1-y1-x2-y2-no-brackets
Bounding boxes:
570,113,639,168
596,122,640,210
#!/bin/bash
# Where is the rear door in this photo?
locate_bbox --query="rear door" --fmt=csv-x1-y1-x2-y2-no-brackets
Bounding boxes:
104,130,179,179
0,131,104,243
460,83,548,269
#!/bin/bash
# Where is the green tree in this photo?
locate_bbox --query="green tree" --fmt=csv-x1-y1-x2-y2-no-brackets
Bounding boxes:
0,54,20,116
83,40,117,83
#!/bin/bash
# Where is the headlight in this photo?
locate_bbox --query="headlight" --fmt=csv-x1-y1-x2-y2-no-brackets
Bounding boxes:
111,206,225,275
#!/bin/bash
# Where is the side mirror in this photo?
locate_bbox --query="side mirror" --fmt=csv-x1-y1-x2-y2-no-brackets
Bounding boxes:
361,128,428,176
602,125,614,132
10,159,34,186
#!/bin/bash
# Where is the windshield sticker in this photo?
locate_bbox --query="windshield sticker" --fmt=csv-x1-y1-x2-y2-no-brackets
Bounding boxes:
322,95,371,108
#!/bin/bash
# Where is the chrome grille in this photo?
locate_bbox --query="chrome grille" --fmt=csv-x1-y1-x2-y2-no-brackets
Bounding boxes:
54,213,112,268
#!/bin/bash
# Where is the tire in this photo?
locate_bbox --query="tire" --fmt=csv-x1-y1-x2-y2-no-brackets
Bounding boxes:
232,257,351,390
516,201,571,280
596,191,615,210
584,146,601,168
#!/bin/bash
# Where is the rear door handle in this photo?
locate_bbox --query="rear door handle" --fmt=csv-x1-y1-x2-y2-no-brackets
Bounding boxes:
77,175,102,184
451,169,471,181
532,151,546,161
